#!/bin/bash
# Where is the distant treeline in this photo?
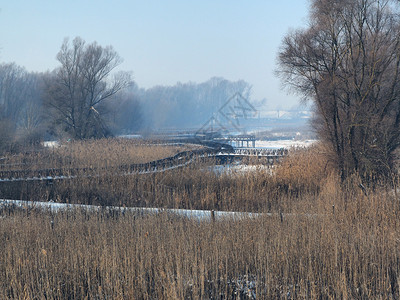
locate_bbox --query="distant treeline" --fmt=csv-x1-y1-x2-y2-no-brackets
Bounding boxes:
0,60,252,151
124,77,252,131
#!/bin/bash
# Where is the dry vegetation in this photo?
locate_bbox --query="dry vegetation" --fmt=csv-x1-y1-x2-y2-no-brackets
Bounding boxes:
1,159,278,211
2,140,400,298
1,139,325,212
2,185,400,298
0,138,197,172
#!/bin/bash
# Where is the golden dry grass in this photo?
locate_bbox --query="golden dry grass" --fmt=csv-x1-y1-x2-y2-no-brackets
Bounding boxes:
2,139,400,298
1,186,400,299
0,142,335,212
0,138,198,171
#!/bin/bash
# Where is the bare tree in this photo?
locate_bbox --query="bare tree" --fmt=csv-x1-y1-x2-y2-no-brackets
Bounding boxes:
106,83,143,134
278,0,400,181
46,37,131,139
0,63,28,122
0,64,45,150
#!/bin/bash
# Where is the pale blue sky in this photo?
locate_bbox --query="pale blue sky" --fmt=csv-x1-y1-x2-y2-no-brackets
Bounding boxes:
0,1,309,108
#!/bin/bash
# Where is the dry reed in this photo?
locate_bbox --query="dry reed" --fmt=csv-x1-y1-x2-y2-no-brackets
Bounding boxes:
0,142,335,213
0,138,196,172
1,139,400,298
1,186,400,298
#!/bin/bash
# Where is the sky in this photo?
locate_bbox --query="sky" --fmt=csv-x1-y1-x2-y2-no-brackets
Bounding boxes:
0,0,310,109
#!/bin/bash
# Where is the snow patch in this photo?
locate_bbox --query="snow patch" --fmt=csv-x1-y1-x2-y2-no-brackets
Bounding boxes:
255,139,317,149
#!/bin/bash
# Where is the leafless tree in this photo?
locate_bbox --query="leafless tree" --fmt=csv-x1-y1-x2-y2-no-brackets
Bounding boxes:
46,37,131,139
0,63,28,122
278,0,400,181
0,63,45,150
106,84,143,134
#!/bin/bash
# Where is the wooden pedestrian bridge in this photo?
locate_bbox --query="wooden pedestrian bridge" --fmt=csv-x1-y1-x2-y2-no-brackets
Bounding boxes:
213,134,257,148
0,144,286,183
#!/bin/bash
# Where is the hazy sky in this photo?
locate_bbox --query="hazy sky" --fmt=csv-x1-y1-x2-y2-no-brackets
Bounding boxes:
0,1,309,108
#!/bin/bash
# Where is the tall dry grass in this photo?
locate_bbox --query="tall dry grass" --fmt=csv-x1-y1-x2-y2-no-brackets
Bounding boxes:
0,138,196,172
1,160,277,211
0,142,338,213
2,140,400,298
1,185,400,298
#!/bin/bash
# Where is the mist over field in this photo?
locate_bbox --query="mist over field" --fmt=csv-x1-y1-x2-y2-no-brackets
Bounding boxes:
3,0,400,298
0,60,311,149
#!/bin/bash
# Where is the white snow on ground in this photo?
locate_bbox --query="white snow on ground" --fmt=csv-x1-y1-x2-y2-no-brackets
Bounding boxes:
41,139,316,150
210,164,272,176
0,199,263,221
42,141,60,148
118,134,142,139
0,199,318,221
255,139,317,149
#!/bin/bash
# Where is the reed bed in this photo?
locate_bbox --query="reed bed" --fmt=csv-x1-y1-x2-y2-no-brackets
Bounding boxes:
1,185,400,299
1,161,277,211
0,138,196,172
0,143,331,213
2,140,400,298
